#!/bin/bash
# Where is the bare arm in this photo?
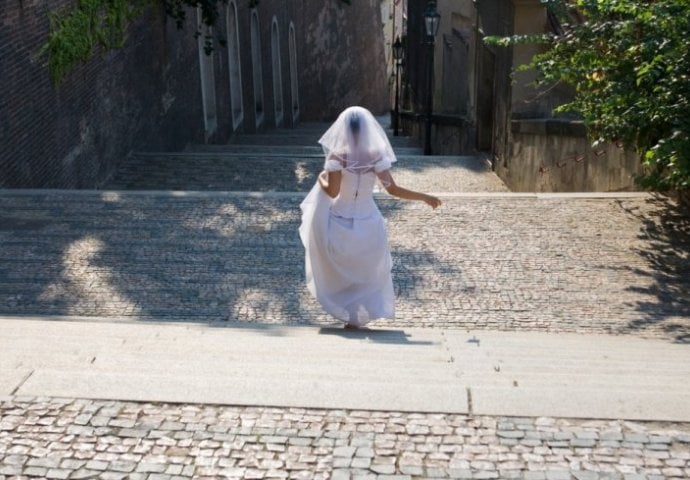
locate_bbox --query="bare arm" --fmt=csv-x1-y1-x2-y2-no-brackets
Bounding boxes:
319,153,345,198
318,170,342,198
377,170,442,209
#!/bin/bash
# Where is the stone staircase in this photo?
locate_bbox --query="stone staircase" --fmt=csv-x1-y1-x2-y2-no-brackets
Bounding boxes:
106,124,507,192
1,125,687,341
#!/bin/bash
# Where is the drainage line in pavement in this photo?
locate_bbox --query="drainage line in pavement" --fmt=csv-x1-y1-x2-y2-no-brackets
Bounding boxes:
11,369,34,395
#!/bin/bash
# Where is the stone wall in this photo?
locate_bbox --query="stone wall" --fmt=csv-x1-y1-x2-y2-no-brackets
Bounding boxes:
0,1,205,189
399,113,472,155
495,119,641,192
299,0,388,121
1,0,389,188
401,0,515,156
489,0,642,192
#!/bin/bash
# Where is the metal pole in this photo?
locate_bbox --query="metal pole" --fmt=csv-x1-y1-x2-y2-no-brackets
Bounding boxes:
424,37,434,155
394,60,400,136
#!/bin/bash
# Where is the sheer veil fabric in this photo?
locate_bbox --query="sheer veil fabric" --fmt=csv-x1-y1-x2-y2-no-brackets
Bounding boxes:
299,106,396,326
318,106,397,177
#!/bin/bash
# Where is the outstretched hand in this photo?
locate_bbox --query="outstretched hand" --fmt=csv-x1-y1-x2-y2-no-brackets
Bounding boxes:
424,195,442,209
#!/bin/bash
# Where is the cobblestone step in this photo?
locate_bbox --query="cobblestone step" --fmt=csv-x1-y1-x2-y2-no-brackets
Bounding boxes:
1,394,689,480
230,134,420,148
259,125,331,133
105,154,507,192
0,191,687,340
3,120,689,480
184,144,424,156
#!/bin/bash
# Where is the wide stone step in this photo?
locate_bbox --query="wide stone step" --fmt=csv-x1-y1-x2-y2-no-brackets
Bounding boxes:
230,134,419,148
106,154,507,192
3,317,690,420
0,190,686,341
184,144,424,156
258,126,332,135
257,125,399,138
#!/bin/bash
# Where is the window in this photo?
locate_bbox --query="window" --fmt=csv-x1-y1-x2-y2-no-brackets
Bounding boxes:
288,22,300,123
271,17,284,126
197,8,218,139
250,9,265,128
226,1,244,130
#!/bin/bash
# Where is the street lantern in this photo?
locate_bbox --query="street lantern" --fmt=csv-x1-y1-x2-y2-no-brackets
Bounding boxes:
392,36,404,136
392,36,405,62
423,0,440,155
423,1,441,38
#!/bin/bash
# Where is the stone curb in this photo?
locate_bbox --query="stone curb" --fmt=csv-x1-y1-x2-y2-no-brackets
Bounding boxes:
0,189,655,200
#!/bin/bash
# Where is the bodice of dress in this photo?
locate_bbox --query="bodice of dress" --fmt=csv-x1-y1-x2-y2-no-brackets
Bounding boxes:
330,170,378,219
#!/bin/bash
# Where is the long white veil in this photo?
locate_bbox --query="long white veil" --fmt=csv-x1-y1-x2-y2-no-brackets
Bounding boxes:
318,106,397,173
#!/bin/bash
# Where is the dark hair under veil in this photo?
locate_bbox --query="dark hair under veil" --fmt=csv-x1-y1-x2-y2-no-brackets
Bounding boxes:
318,106,397,173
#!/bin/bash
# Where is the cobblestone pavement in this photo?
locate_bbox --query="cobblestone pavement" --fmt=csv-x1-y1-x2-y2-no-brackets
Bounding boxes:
1,396,689,479
0,192,688,340
228,134,420,148
105,155,508,193
2,129,690,479
183,145,423,156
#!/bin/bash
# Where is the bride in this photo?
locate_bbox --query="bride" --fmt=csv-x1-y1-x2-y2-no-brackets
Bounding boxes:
299,106,441,328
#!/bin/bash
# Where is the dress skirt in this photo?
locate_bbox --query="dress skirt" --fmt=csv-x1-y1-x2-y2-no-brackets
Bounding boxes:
299,183,395,326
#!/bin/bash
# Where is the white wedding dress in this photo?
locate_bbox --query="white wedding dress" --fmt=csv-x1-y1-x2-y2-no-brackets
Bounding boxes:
299,165,395,326
299,106,398,327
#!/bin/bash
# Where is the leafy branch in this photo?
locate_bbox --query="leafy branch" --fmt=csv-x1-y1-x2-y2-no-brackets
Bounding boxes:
38,0,145,84
486,0,690,191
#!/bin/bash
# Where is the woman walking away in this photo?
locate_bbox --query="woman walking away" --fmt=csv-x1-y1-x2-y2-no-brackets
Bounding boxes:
299,106,441,329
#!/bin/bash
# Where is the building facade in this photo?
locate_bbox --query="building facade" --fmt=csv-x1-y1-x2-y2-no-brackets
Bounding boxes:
402,0,640,192
0,0,388,188
402,0,515,155
382,0,407,106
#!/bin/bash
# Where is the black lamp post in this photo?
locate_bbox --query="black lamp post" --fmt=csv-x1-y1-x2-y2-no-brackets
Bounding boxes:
423,0,441,155
392,36,404,136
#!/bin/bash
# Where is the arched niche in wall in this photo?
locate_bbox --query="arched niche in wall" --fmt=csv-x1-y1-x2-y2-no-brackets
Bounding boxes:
197,8,218,139
250,9,265,128
271,16,284,127
226,1,244,130
288,22,300,124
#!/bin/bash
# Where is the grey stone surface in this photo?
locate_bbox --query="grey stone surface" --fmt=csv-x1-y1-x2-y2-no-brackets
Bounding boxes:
2,125,690,480
2,127,687,340
184,143,423,156
2,318,690,421
0,192,687,341
0,369,31,396
228,133,420,148
1,397,688,478
105,153,506,193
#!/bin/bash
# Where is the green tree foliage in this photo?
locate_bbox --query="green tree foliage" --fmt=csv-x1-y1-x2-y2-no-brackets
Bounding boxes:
40,0,351,87
39,0,234,85
489,0,690,191
38,0,144,83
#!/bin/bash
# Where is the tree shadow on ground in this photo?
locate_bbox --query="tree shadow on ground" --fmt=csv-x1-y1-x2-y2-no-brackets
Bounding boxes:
0,191,456,332
615,196,690,343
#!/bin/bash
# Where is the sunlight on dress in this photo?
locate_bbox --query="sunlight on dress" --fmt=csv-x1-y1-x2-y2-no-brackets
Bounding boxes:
299,106,396,327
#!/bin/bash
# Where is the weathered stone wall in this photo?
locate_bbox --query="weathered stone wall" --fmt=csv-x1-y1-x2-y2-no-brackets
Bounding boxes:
402,0,515,156
490,1,642,192
0,1,205,189
0,0,389,187
399,113,472,155
300,0,388,121
496,119,641,192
